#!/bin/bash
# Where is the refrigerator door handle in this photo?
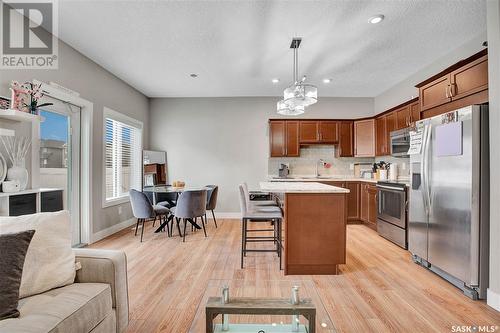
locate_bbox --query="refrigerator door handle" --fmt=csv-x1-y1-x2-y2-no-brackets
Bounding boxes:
423,123,432,213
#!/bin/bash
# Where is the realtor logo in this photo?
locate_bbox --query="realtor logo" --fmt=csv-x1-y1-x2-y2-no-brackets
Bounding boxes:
1,0,58,69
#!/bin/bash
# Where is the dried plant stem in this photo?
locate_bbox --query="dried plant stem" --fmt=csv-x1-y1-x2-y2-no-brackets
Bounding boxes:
0,136,31,166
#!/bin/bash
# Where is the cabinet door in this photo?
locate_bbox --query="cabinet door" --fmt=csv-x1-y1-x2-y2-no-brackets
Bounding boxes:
375,116,386,156
285,121,299,157
360,183,368,222
419,75,451,111
41,191,63,212
299,121,319,143
396,106,410,129
367,185,378,226
338,121,353,157
319,121,338,143
354,119,375,157
410,101,420,123
269,121,285,157
9,194,37,216
346,182,360,221
450,55,488,101
385,112,396,154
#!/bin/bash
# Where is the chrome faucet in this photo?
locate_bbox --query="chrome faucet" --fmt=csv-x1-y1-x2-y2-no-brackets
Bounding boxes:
316,159,325,177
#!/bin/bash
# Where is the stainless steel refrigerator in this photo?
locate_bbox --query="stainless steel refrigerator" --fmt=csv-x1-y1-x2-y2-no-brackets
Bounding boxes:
409,105,489,300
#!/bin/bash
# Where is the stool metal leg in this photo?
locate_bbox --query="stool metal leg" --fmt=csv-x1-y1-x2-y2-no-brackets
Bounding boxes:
241,218,245,268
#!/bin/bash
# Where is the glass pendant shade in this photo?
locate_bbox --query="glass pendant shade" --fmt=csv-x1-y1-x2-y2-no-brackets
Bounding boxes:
283,83,318,108
277,100,305,116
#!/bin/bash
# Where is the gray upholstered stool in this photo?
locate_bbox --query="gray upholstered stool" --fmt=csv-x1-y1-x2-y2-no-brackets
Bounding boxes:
238,184,283,270
129,189,171,242
171,189,207,242
242,182,279,208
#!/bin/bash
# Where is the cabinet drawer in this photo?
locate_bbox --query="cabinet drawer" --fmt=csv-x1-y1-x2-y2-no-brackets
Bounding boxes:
9,194,37,216
41,191,64,212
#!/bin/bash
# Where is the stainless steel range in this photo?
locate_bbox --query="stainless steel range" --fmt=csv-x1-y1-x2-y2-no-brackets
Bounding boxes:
376,181,408,249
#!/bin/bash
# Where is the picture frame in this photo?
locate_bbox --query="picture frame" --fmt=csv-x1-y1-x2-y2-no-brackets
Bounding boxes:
0,96,10,110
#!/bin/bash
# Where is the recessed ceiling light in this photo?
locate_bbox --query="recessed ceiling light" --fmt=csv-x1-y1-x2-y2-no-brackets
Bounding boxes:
323,78,332,83
272,78,280,84
368,14,384,24
190,73,198,78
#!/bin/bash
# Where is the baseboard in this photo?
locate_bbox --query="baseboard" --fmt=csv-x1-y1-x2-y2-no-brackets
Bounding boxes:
487,288,500,312
206,212,241,219
91,218,136,244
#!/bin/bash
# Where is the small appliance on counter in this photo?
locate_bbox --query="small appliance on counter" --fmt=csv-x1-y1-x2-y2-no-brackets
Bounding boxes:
354,163,372,178
278,163,290,178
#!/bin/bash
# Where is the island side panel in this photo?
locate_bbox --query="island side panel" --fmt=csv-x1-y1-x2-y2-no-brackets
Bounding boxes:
284,192,347,275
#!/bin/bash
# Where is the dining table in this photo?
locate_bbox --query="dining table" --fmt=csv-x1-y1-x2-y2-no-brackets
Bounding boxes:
142,185,208,234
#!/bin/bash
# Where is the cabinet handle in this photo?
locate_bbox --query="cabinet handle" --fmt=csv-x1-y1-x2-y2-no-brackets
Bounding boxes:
450,83,456,97
445,85,449,98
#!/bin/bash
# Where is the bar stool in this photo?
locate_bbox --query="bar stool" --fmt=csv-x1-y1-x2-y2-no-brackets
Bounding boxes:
238,184,283,270
242,182,278,208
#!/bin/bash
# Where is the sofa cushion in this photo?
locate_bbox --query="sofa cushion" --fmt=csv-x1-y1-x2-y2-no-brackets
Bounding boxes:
0,230,35,320
0,211,76,298
0,283,112,333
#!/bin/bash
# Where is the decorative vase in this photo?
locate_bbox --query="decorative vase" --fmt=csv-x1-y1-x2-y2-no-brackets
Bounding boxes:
7,159,28,190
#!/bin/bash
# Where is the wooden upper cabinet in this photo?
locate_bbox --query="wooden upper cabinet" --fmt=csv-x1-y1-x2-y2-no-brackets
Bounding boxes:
396,106,411,130
449,54,488,101
299,121,319,143
285,121,299,157
354,119,375,157
270,121,286,157
337,121,354,157
375,116,386,156
319,121,338,143
419,75,451,111
410,101,420,123
385,111,396,146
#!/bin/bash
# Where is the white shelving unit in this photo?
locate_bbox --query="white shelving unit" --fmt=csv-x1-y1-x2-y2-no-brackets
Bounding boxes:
0,109,42,123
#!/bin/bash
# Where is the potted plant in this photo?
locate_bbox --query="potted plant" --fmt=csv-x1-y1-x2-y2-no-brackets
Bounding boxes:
10,81,53,114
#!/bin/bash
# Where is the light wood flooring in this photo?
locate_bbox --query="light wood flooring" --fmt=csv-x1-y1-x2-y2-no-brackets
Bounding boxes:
91,219,500,333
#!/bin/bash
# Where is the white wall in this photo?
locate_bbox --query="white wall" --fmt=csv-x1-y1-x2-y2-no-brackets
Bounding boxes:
0,39,149,235
487,0,500,311
149,97,373,213
374,33,487,113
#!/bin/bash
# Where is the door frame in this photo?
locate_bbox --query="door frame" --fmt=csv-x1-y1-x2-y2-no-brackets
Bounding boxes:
35,80,93,244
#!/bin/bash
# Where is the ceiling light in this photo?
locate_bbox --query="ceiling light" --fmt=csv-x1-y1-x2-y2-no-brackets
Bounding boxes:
272,78,280,84
189,73,198,78
323,78,332,84
368,14,384,24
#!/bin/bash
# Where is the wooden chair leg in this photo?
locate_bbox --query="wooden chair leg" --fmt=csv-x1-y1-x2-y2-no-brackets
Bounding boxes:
211,210,218,228
135,218,140,236
140,219,145,242
183,219,187,242
201,215,207,237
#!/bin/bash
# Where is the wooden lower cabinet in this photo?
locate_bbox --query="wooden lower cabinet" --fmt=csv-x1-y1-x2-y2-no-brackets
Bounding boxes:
360,183,377,229
345,182,360,221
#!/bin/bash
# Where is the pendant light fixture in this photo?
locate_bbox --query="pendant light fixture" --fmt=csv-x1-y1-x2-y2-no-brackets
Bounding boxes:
277,37,317,115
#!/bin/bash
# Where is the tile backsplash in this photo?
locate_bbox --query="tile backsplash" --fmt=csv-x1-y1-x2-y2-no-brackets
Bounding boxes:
268,146,410,178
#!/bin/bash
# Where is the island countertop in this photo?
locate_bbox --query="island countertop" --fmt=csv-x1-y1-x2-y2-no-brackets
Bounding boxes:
259,181,350,194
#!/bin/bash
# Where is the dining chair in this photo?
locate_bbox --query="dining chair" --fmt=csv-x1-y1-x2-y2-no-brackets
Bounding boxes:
205,185,218,228
238,184,283,270
129,189,171,242
171,189,207,242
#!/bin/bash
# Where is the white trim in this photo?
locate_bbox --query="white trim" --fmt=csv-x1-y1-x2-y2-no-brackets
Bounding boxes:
91,217,136,243
487,288,500,312
35,80,93,245
102,107,143,208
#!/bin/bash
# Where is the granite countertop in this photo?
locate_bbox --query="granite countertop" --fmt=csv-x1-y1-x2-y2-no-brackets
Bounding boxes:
268,176,378,184
260,181,350,194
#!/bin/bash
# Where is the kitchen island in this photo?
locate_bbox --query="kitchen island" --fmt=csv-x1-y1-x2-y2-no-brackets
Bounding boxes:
260,181,349,275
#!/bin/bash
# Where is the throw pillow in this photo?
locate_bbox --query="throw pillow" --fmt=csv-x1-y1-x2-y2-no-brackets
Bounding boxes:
0,230,35,320
0,211,76,298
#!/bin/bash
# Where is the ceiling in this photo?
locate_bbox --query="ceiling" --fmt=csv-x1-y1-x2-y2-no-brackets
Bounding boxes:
58,0,487,98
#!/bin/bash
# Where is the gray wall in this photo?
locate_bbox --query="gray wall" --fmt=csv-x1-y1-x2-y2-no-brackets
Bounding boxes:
374,33,487,113
0,39,149,234
149,97,373,213
487,0,500,309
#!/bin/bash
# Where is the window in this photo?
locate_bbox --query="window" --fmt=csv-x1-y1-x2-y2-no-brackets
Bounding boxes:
103,108,143,206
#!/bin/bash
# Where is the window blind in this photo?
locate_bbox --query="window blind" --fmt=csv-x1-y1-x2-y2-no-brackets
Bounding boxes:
105,117,142,202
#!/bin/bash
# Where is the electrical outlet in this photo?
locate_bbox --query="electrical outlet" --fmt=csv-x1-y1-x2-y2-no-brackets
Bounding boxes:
118,206,122,215
349,163,354,170
401,163,406,170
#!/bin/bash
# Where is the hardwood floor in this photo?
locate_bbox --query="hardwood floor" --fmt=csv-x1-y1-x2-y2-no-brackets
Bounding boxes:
91,219,500,332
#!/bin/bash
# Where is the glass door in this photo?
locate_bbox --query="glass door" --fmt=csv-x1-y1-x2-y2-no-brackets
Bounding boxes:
39,98,81,246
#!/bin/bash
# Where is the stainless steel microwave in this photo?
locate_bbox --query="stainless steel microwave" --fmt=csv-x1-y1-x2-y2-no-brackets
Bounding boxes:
390,128,410,157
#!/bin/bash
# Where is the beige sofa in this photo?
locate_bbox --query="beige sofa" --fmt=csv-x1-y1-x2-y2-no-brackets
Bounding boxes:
0,248,128,333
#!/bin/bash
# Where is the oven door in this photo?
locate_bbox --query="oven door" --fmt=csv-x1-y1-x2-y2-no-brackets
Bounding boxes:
377,185,406,228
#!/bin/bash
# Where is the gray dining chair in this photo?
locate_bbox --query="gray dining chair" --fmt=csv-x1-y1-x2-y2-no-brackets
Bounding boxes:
171,189,207,242
205,185,218,228
129,189,171,242
238,184,283,270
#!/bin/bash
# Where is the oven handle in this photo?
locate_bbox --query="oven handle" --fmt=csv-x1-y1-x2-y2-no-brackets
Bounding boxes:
376,185,405,192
